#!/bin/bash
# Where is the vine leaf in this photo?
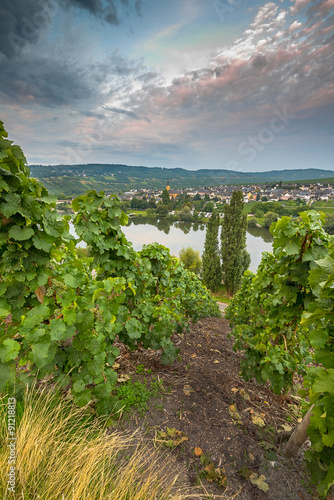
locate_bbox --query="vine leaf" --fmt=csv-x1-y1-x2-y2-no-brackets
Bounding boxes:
194,447,203,456
229,404,242,423
250,473,269,492
8,225,34,241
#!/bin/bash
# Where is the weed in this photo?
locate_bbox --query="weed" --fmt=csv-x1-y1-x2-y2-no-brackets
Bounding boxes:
116,380,152,416
115,377,164,417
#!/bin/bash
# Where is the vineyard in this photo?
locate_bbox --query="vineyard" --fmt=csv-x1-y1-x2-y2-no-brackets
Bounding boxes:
1,121,334,497
226,211,334,496
0,121,219,415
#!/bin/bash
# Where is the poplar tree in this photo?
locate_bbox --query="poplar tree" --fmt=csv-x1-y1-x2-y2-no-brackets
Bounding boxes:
221,190,250,295
202,210,222,292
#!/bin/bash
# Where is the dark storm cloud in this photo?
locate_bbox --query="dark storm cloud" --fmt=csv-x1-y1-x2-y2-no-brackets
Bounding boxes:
0,50,150,109
0,0,143,58
0,0,51,58
0,57,92,105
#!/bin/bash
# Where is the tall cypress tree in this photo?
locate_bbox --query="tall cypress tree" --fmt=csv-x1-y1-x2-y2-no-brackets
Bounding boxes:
202,210,222,292
221,190,250,295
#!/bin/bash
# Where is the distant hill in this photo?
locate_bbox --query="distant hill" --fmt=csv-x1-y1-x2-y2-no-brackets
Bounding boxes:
28,163,334,197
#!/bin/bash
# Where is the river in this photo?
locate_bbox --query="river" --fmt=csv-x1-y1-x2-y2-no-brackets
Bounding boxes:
70,217,273,272
124,218,273,272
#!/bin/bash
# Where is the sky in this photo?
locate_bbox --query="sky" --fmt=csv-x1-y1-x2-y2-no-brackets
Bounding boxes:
0,0,333,172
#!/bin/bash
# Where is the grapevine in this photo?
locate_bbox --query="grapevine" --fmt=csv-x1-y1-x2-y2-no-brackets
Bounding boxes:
226,211,334,495
0,121,220,416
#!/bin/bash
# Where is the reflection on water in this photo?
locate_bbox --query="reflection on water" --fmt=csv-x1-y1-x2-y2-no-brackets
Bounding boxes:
125,218,273,272
69,216,273,271
247,226,274,243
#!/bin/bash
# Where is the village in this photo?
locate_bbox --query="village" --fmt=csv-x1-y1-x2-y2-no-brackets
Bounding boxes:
117,180,334,205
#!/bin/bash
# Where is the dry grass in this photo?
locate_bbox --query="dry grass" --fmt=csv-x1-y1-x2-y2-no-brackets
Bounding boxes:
0,386,195,500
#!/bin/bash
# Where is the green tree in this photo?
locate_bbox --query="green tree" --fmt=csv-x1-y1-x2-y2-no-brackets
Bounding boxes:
156,204,168,216
202,211,221,292
264,211,278,228
221,190,250,294
148,197,156,209
179,247,202,275
161,189,170,205
178,206,192,221
247,216,258,228
204,201,214,213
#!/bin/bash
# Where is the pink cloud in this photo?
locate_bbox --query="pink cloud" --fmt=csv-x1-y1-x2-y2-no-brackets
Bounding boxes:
290,0,313,14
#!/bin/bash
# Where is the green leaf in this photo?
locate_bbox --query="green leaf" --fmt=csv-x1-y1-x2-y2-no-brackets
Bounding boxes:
315,349,334,369
20,314,44,335
30,340,57,368
107,347,120,366
317,461,334,497
312,369,334,394
0,298,11,318
72,380,86,393
322,429,334,447
0,363,14,391
32,232,55,252
0,338,20,362
0,193,21,217
49,319,70,342
8,225,34,241
74,389,92,407
309,329,328,350
64,275,80,288
124,317,142,339
284,241,301,256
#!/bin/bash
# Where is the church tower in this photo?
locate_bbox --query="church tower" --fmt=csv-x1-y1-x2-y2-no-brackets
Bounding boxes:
166,179,170,191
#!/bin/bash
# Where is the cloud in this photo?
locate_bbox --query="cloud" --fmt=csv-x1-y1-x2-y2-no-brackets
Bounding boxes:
0,48,151,108
0,0,143,58
1,0,333,171
104,106,150,122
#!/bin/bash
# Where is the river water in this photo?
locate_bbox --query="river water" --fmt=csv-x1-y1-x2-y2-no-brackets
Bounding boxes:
70,217,273,272
124,218,273,272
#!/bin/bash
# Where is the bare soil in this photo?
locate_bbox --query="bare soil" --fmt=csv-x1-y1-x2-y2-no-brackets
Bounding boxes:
110,312,321,500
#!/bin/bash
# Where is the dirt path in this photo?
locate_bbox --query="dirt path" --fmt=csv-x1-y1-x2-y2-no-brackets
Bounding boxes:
217,301,229,314
111,316,318,499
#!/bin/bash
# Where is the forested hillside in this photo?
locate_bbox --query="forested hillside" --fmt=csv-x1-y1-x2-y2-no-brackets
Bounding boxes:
29,163,334,197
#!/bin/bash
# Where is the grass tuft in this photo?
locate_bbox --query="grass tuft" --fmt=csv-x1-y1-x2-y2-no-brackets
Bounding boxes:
0,385,192,500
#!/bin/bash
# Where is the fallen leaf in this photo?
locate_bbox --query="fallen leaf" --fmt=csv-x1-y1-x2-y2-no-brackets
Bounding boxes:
231,387,238,393
117,375,130,383
210,348,220,353
250,473,269,492
113,363,120,370
240,388,250,401
167,427,177,437
205,464,227,487
183,385,194,396
194,447,203,457
229,404,242,423
265,451,278,462
259,441,277,451
249,452,255,461
251,414,265,427
191,353,197,358
157,428,188,449
213,360,219,364
280,424,292,432
239,465,252,479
